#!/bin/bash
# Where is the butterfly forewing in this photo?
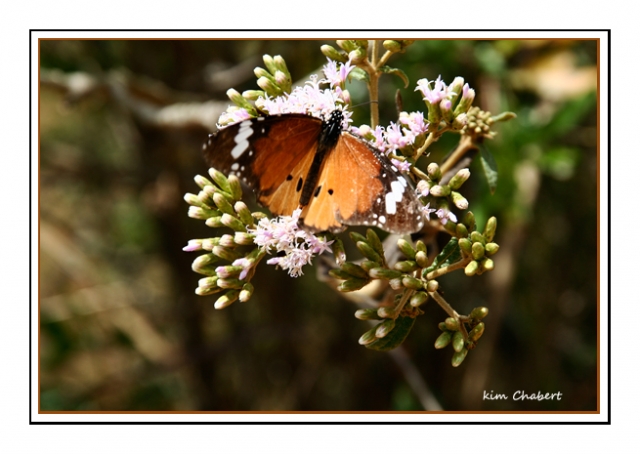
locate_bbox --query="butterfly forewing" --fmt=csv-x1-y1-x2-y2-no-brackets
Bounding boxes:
203,115,322,207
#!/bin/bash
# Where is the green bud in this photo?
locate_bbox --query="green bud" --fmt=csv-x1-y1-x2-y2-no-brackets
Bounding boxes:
449,168,471,189
239,282,254,302
410,291,429,307
366,229,385,258
360,260,379,272
262,54,277,74
451,191,469,210
470,231,486,245
377,306,395,319
444,220,457,236
184,193,205,208
356,241,383,263
434,331,452,349
218,234,235,248
389,277,403,290
208,168,232,194
215,264,242,277
320,44,347,62
429,184,450,197
465,260,479,276
192,253,218,274
332,238,346,265
354,40,369,49
233,201,253,226
485,242,500,256
454,87,475,117
427,162,441,181
338,278,370,292
470,307,489,320
471,242,485,260
358,326,379,346
448,77,465,102
368,267,402,280
383,40,402,53
195,286,222,296
217,278,245,289
355,308,382,321
394,260,419,272
456,223,469,239
188,206,217,220
336,40,358,52
220,213,246,232
452,331,465,353
481,258,494,271
258,76,284,96
328,268,352,280
484,216,497,242
242,89,265,100
444,317,459,331
415,251,429,268
438,322,448,331
468,322,485,342
341,262,369,279
194,174,213,190
402,276,424,290
198,275,219,290
425,280,439,292
397,238,416,259
451,348,468,367
212,245,241,262
349,231,367,244
228,175,243,201
463,211,476,231
415,240,427,253
205,216,223,228
212,192,235,215
214,290,239,309
376,319,396,338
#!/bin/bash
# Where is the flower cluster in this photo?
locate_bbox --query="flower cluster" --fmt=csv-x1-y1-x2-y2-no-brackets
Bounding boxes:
251,208,333,278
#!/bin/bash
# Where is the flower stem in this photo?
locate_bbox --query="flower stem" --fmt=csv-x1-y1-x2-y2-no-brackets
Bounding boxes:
367,40,380,128
439,135,477,176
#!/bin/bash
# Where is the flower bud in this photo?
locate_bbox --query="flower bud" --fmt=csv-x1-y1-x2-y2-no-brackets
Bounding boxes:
218,234,235,248
198,275,219,290
377,306,395,319
337,278,369,292
239,282,254,302
192,253,218,274
332,238,346,265
452,331,465,353
402,276,423,290
451,348,468,367
208,168,232,193
360,260,378,272
233,201,253,226
471,242,485,261
438,322,448,331
463,211,476,231
233,232,255,246
217,278,245,289
212,245,241,262
394,260,419,273
485,242,500,256
415,240,427,253
415,251,429,268
262,54,277,74
375,319,396,338
454,84,475,116
220,213,246,232
356,241,382,263
470,231,486,245
448,77,465,101
214,290,239,309
425,280,439,292
465,260,479,276
183,239,204,252
194,174,213,190
484,216,497,242
481,258,494,272
397,238,416,259
451,192,469,210
389,277,403,290
383,40,402,53
320,44,347,62
355,308,382,321
257,76,283,96
452,113,467,130
205,216,224,228
434,331,452,349
456,223,469,239
410,291,429,307
427,162,442,181
341,262,369,279
242,90,265,100
358,326,378,346
468,322,485,342
348,48,366,63
449,168,471,190
336,40,358,52
429,185,450,197
444,317,459,331
274,70,290,90
458,238,472,255
470,307,489,321
368,267,402,280
214,265,243,278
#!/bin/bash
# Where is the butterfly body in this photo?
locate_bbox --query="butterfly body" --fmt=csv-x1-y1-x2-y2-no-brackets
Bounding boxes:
203,111,425,234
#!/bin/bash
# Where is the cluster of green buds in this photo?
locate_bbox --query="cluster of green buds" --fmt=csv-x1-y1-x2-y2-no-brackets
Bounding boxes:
321,40,369,64
435,307,489,367
184,169,266,309
455,213,499,277
329,229,440,351
419,162,471,221
460,107,518,140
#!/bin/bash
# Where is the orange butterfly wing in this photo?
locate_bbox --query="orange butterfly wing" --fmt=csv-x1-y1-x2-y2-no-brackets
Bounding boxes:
301,132,425,233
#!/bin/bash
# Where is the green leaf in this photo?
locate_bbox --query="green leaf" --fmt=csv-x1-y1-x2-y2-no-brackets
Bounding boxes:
365,315,416,351
423,238,461,275
479,144,498,194
349,67,369,83
380,65,409,88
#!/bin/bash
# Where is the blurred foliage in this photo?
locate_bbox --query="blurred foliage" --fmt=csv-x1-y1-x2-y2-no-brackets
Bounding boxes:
39,39,598,411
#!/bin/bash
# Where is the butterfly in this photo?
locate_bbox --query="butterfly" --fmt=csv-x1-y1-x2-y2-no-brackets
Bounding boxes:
202,110,425,234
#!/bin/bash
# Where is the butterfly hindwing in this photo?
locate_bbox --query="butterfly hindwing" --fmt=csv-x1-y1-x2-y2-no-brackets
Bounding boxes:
301,132,424,234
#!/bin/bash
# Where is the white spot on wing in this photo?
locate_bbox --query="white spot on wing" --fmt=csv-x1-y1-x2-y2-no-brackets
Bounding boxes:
390,180,404,202
231,163,239,171
231,121,254,159
379,215,386,224
385,192,397,215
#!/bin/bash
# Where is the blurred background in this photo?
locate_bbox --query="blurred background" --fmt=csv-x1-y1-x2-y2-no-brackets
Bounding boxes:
38,39,598,411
